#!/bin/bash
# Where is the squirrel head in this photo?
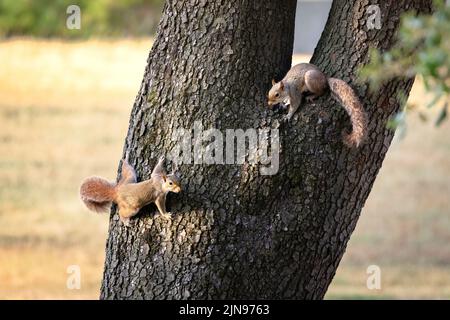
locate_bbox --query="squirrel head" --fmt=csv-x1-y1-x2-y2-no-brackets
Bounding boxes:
267,79,287,108
151,156,181,193
160,173,182,194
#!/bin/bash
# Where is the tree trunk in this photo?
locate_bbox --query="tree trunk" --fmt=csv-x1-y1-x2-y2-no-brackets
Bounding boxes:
100,0,432,299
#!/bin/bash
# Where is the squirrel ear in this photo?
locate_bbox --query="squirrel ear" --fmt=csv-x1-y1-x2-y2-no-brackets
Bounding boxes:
271,79,276,86
280,80,284,90
151,156,166,178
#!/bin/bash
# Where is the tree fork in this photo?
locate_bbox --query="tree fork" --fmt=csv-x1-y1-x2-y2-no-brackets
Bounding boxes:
100,0,432,299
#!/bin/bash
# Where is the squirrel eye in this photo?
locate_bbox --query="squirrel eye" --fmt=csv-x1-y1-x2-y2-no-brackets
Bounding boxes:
169,182,173,185
275,93,280,98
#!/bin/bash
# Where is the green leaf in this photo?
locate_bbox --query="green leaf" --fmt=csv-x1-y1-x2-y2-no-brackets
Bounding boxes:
426,91,443,109
387,111,406,130
435,102,448,126
418,111,428,122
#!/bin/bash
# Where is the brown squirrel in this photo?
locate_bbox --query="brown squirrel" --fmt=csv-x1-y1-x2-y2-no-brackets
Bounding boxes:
80,157,181,226
268,63,368,147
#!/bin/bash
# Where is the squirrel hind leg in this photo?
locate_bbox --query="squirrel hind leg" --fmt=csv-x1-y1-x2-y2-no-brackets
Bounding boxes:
118,206,139,226
118,159,137,185
304,69,327,97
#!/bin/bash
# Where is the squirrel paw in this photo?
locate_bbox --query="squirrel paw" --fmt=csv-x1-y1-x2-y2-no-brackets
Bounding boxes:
159,212,172,219
305,95,317,103
120,217,132,227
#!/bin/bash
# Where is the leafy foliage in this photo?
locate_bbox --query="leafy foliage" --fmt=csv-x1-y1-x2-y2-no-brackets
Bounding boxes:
0,0,164,38
360,0,450,129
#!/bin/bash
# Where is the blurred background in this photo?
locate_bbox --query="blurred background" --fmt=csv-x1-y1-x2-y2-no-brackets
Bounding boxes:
0,0,449,299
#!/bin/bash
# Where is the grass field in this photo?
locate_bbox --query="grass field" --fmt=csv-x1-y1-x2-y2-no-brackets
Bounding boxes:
0,39,449,299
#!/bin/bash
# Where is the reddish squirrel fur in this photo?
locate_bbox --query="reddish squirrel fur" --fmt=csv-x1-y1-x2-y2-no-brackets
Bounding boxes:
268,63,368,148
80,157,181,226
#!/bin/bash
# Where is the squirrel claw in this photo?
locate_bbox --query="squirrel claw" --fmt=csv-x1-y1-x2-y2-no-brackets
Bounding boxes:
121,217,132,227
305,96,317,103
159,212,172,219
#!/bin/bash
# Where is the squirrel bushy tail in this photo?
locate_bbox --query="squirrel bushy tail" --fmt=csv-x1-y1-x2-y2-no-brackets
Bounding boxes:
80,177,116,213
327,78,368,148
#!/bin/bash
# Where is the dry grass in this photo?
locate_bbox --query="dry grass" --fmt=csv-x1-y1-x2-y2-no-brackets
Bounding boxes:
0,38,151,299
326,266,450,299
0,246,104,299
0,39,449,299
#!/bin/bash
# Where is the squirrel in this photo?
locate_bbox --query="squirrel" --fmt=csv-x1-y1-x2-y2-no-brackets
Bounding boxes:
267,63,368,148
79,157,181,226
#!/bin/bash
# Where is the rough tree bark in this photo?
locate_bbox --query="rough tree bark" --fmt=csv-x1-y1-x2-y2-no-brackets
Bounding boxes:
100,0,432,299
